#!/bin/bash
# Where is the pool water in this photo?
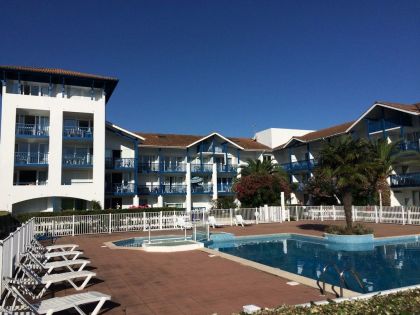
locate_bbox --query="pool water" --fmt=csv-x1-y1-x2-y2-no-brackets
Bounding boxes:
113,235,192,247
207,234,420,293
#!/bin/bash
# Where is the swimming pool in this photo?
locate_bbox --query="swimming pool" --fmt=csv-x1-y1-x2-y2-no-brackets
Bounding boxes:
206,234,420,293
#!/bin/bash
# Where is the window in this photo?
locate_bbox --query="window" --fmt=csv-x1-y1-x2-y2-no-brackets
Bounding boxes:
22,84,30,95
31,85,39,96
40,86,49,97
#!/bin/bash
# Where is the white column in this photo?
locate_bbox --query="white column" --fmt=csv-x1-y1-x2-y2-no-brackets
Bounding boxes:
186,162,192,212
133,195,139,207
281,191,285,222
212,163,218,201
157,195,163,207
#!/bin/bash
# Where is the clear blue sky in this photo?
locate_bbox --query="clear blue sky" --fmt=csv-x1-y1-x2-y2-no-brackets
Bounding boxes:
1,0,419,137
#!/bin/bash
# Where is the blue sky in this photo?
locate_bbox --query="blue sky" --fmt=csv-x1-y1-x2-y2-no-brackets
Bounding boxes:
1,0,419,137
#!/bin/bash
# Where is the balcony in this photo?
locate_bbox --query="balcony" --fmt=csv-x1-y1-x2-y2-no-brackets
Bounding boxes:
217,183,234,194
15,123,49,138
282,159,317,172
139,163,160,173
161,184,187,194
390,173,420,188
191,163,213,173
63,127,93,140
15,152,48,166
217,164,238,173
106,158,136,169
192,184,213,194
106,183,136,195
399,140,419,152
62,154,93,168
161,163,186,173
138,184,161,195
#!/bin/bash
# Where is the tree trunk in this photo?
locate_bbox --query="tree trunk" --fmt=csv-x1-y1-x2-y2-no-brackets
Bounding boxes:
376,176,391,206
343,190,353,229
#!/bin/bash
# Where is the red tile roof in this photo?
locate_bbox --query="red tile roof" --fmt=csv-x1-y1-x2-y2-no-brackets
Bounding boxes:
0,65,118,81
136,132,271,151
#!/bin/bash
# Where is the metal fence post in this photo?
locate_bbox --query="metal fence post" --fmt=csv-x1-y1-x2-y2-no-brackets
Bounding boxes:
351,206,355,222
0,241,3,294
354,206,358,221
320,205,324,222
72,215,75,236
143,212,147,231
402,206,405,225
229,208,233,226
374,206,378,223
108,213,112,234
159,211,163,230
332,205,336,221
379,205,383,223
9,233,14,276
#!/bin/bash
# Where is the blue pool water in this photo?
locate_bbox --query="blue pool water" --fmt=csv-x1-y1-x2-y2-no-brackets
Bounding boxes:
113,235,192,247
207,234,420,293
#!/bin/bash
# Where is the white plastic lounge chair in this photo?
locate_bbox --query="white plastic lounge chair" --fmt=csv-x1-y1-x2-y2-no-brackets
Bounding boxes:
31,248,83,263
208,216,223,228
18,264,96,298
176,217,193,229
2,281,110,315
24,251,90,274
32,239,79,253
234,214,253,227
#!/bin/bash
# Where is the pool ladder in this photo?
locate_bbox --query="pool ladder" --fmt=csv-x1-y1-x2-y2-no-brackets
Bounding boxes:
317,263,367,297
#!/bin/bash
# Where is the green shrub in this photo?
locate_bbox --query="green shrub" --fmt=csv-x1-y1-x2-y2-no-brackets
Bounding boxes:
326,223,373,235
91,200,102,211
14,207,185,223
237,288,420,315
0,213,20,238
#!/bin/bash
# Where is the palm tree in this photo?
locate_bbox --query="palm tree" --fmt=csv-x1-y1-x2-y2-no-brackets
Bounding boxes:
318,135,371,229
240,159,287,178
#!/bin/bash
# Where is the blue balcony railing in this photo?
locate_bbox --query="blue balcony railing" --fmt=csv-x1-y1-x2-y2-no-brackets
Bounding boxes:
192,184,213,194
62,154,93,167
390,173,420,188
16,123,49,137
139,163,160,173
217,164,238,173
217,183,234,193
191,163,213,173
15,152,48,166
282,159,318,172
106,183,136,195
161,184,187,194
161,163,186,173
63,127,93,139
399,140,419,152
106,158,136,169
138,184,161,195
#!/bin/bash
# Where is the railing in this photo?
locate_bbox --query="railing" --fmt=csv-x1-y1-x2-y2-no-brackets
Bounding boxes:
217,183,233,193
0,219,35,293
63,127,93,139
390,173,420,187
161,163,186,172
191,163,213,173
161,184,187,194
138,184,161,195
367,119,400,134
282,159,317,172
139,162,160,173
106,183,136,195
192,184,213,194
209,207,291,226
217,164,238,173
62,154,93,167
399,140,419,152
105,158,136,169
14,152,48,165
15,123,49,137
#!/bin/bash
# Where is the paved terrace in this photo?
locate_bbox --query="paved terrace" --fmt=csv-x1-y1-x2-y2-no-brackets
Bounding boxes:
52,221,420,315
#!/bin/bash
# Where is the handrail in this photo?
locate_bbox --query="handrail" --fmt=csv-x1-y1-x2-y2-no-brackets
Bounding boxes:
317,263,366,297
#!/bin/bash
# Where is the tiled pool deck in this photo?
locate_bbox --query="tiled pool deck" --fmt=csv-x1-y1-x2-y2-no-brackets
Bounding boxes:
52,221,420,315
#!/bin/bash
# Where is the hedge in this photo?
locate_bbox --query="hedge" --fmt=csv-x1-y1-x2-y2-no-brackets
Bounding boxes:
14,207,185,223
238,288,420,315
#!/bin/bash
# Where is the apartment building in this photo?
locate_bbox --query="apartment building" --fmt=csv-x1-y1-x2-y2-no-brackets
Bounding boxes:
272,101,420,207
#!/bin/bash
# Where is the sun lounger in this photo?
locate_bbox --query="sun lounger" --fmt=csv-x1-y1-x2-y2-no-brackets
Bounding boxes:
24,251,90,274
31,249,83,263
208,216,224,228
175,217,193,229
234,215,253,227
2,281,110,315
18,264,96,298
32,239,79,253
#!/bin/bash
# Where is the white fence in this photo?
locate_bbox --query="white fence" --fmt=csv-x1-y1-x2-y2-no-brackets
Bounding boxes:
0,218,35,293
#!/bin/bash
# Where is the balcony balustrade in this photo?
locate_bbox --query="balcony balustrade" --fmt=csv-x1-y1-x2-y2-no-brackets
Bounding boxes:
15,152,48,166
62,154,93,167
217,164,238,173
282,159,317,172
106,183,136,195
63,127,93,139
390,173,420,188
399,140,419,152
138,162,161,173
161,184,187,194
367,119,400,134
106,158,136,169
191,183,213,194
217,183,234,193
191,163,213,173
16,123,49,137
